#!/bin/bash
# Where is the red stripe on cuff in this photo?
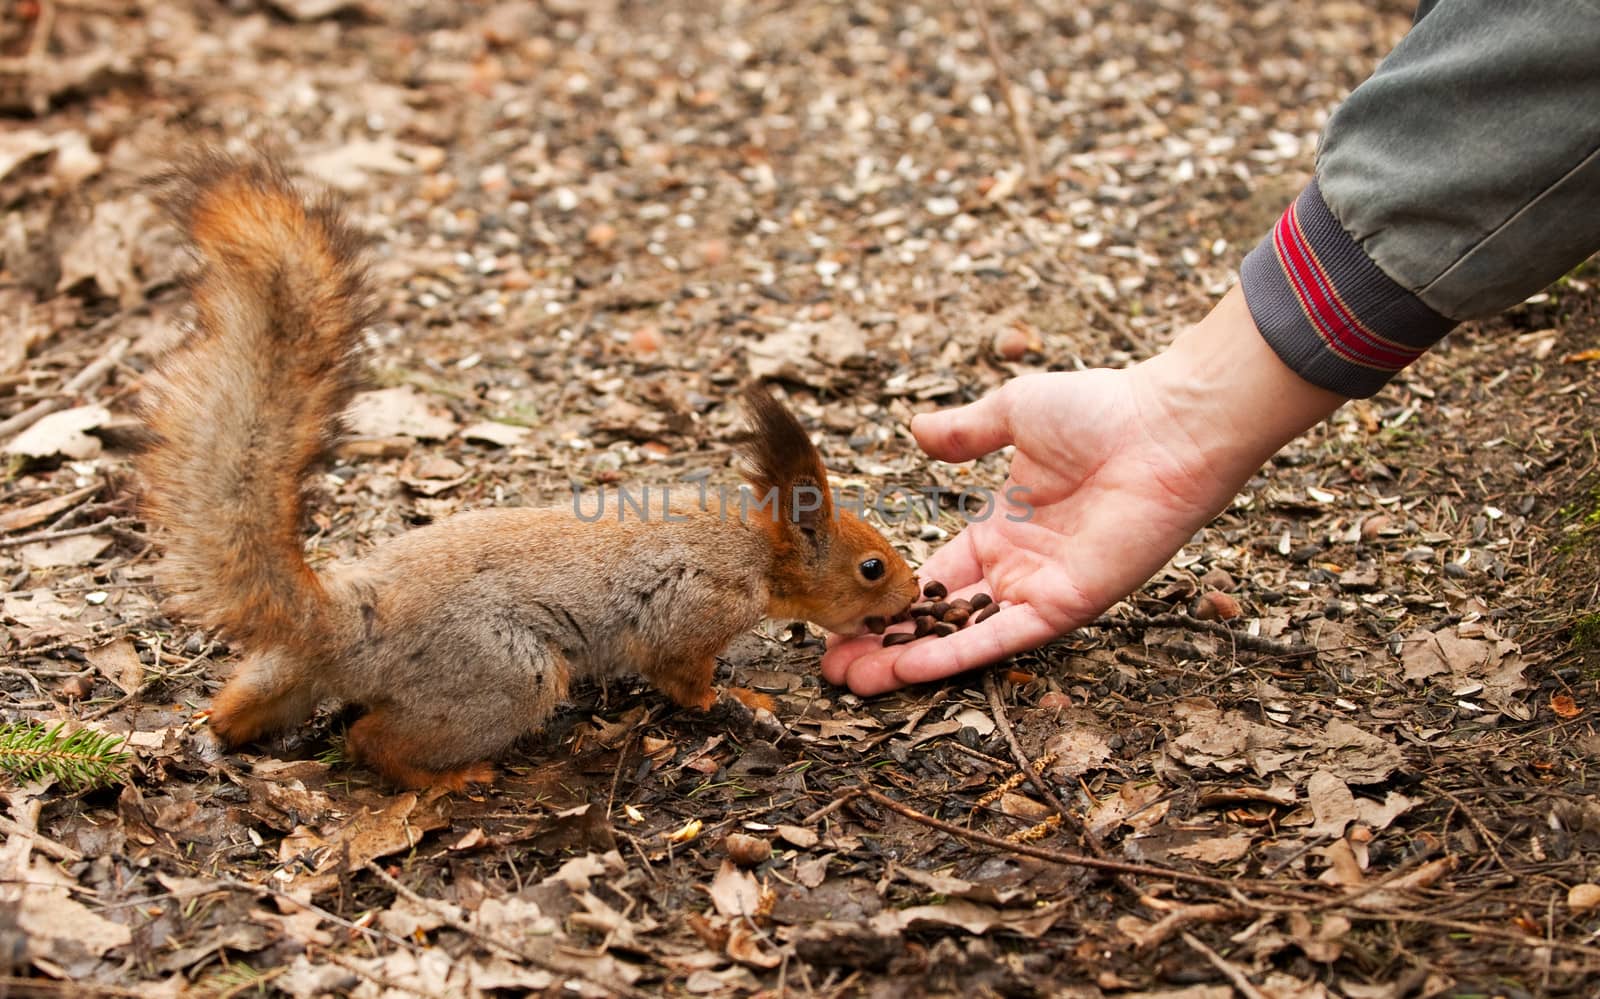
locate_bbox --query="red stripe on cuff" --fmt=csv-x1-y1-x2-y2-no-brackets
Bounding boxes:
1273,202,1425,371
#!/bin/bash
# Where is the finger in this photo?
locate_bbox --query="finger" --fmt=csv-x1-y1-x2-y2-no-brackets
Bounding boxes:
911,384,1015,463
820,632,882,686
837,603,1060,696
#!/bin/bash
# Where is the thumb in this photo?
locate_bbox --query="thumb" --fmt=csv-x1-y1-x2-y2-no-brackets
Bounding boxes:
912,384,1014,462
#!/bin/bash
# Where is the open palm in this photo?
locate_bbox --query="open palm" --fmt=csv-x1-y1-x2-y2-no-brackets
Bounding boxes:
822,367,1238,695
823,288,1346,695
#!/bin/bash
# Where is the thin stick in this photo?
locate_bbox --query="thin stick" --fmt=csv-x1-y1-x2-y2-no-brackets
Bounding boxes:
0,812,83,863
365,861,652,999
968,0,1041,185
0,517,129,550
856,786,1324,904
1181,932,1269,999
982,669,1105,860
1426,781,1512,872
1093,612,1318,658
0,337,130,441
1126,902,1250,952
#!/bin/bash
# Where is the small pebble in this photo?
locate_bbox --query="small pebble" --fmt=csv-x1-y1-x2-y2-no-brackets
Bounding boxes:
882,632,918,647
922,581,948,600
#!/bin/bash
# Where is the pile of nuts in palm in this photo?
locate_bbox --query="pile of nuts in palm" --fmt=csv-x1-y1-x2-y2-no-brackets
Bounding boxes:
866,580,998,647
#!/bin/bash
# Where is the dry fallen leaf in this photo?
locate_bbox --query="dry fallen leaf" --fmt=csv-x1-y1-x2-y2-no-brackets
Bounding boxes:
4,404,109,460
86,637,145,694
346,386,458,441
707,858,763,918
1551,694,1582,719
18,532,112,570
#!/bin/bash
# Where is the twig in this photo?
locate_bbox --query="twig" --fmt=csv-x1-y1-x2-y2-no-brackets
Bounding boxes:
968,0,1040,185
0,812,83,863
81,637,212,722
0,621,146,662
855,786,1325,904
0,977,144,998
982,668,1107,861
1093,612,1318,658
321,952,445,999
211,873,423,953
1426,780,1512,872
0,517,129,550
0,337,130,441
1181,932,1269,999
364,861,652,999
1125,902,1250,952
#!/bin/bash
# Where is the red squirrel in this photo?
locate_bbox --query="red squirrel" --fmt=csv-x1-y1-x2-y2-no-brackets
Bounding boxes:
138,151,919,790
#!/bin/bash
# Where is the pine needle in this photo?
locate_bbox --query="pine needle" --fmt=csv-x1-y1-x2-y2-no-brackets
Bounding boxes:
0,721,130,791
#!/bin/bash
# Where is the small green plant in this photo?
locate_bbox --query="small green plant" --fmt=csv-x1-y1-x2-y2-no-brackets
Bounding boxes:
192,961,274,998
0,721,130,790
1571,614,1600,652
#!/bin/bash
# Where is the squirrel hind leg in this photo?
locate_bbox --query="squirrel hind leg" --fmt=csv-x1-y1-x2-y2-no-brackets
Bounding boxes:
209,656,318,747
345,709,498,792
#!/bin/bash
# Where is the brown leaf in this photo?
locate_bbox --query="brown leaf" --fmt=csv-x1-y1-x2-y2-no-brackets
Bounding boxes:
4,405,109,460
1551,694,1582,719
85,637,144,695
346,386,458,441
707,858,763,918
279,793,452,896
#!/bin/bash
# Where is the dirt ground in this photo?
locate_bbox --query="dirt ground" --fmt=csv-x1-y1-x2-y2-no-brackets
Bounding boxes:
3,1,1600,996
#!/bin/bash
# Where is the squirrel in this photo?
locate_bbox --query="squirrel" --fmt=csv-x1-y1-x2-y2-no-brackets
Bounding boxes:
137,150,920,791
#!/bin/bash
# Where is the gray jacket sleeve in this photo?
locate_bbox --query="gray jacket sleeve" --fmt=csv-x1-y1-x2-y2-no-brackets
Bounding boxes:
1240,0,1600,397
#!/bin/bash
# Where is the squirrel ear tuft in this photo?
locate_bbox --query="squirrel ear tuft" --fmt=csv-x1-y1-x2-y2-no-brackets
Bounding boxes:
738,385,833,531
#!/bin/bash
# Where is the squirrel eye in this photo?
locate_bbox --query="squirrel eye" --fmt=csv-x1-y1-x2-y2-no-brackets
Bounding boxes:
859,558,885,581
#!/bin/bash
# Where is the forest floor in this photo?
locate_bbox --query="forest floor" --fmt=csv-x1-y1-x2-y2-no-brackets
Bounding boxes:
3,1,1599,996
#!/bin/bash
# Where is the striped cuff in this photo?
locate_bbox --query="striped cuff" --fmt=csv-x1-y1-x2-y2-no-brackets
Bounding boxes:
1240,180,1457,398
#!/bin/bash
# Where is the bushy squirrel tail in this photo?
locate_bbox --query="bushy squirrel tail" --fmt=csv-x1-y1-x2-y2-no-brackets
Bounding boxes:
140,150,375,653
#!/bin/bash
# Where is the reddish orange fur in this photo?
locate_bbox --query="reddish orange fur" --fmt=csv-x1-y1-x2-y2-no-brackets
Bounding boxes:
139,151,918,793
346,710,498,791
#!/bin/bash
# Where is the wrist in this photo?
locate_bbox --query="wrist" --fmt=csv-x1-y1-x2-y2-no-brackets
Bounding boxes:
1134,284,1348,486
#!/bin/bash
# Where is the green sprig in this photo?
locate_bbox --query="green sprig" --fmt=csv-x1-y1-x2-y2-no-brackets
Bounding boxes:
0,721,130,791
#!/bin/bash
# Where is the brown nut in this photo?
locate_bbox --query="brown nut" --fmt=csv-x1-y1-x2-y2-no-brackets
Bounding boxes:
929,601,951,620
908,602,935,618
882,632,918,647
973,603,1000,625
969,593,994,611
931,621,958,638
864,616,887,635
944,607,971,627
947,598,972,615
725,832,773,867
922,580,948,600
1193,590,1242,621
913,616,935,638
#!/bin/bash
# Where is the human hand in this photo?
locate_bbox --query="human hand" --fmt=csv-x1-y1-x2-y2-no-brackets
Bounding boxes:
821,286,1346,695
